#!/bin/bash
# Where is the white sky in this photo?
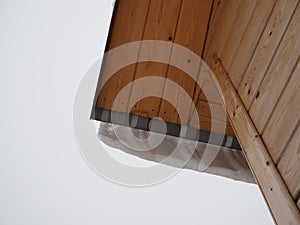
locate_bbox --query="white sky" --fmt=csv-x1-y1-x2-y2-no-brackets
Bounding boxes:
0,0,274,224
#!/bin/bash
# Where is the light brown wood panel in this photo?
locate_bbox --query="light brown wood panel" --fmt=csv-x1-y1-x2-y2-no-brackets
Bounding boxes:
105,0,150,49
208,54,300,225
189,67,233,136
189,100,235,136
228,0,276,88
96,0,150,111
196,68,224,105
158,0,213,125
203,0,227,59
206,0,242,59
238,0,298,109
219,0,257,72
130,0,182,118
250,5,300,134
128,62,173,116
278,124,300,200
188,63,218,124
262,59,300,163
95,0,232,136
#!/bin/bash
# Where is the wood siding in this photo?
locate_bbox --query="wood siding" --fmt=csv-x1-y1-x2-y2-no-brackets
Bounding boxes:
95,0,236,136
204,0,300,224
94,0,300,224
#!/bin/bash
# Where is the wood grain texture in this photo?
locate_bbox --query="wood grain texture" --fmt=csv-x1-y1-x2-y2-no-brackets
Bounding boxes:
189,70,234,136
189,100,235,136
250,4,300,134
130,0,182,118
203,0,226,59
278,124,300,200
219,0,257,72
206,0,242,59
95,0,233,135
208,54,300,225
238,0,298,110
158,0,213,125
196,66,225,104
96,0,150,111
262,59,300,163
228,0,276,88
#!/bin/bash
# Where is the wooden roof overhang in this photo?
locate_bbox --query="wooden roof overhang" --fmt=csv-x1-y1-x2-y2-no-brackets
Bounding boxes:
92,0,238,145
91,1,300,224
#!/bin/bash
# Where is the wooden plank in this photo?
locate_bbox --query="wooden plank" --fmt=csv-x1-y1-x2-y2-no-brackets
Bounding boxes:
189,69,235,136
205,0,242,59
189,100,235,136
228,0,276,88
96,0,150,111
278,124,300,200
190,62,226,112
262,59,300,163
238,0,298,110
203,0,227,59
130,0,182,118
208,54,300,225
250,5,300,134
158,0,213,125
219,0,257,72
197,67,224,104
187,63,214,123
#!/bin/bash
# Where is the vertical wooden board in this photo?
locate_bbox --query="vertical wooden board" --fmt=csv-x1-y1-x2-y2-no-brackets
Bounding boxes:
105,0,150,50
228,0,276,89
173,0,212,55
262,60,300,163
203,0,227,59
188,63,212,122
129,0,182,118
190,71,228,133
250,5,300,134
96,64,138,111
238,0,298,110
219,0,257,72
198,70,225,104
189,100,235,136
278,125,300,200
206,0,242,59
158,0,213,125
189,67,234,136
157,66,198,125
96,0,150,111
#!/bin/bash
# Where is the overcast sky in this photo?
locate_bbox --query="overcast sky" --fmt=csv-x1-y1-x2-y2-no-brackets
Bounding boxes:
0,0,274,224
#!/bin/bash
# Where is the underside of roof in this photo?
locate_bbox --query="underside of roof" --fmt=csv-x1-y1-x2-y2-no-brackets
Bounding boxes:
91,1,300,224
